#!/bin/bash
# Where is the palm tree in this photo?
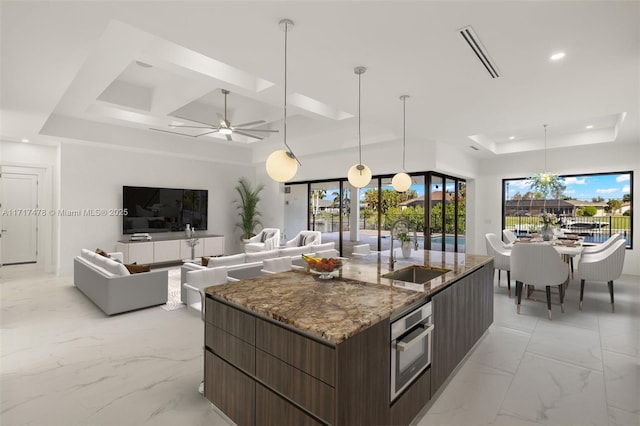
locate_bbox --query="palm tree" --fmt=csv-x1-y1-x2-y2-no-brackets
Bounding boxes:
234,177,264,240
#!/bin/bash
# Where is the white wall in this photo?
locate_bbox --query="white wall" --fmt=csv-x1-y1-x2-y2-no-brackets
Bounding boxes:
58,142,253,276
1,140,58,272
475,141,639,275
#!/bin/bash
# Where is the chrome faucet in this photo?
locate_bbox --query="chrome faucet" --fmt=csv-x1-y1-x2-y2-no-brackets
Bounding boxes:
389,218,416,270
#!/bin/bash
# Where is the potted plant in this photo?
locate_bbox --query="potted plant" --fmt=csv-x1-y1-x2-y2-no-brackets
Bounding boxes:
397,232,413,258
234,177,264,240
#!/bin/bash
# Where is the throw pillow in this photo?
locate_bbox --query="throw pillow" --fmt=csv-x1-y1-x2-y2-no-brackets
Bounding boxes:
201,256,210,267
298,234,306,246
261,231,274,242
96,248,109,257
302,235,310,246
124,263,151,274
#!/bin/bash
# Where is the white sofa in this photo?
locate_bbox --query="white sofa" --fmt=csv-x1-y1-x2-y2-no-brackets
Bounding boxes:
74,249,168,315
180,242,336,302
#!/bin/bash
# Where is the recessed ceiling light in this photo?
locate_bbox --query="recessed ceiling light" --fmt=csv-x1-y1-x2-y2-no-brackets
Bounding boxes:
135,60,152,68
550,52,565,61
508,136,515,140
21,138,29,143
586,125,594,129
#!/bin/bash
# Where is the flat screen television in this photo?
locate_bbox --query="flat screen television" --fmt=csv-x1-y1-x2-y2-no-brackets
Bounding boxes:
122,186,208,234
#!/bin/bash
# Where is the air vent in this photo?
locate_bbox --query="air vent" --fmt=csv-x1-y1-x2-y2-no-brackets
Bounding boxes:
459,26,500,79
469,145,480,151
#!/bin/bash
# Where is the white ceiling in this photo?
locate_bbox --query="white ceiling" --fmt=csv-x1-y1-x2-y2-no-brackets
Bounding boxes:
1,1,638,162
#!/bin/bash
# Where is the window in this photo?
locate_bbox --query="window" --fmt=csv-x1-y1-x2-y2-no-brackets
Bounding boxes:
502,171,633,248
286,172,466,256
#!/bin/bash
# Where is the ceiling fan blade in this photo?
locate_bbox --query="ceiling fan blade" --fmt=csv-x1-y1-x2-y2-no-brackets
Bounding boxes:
226,134,233,142
149,127,198,137
234,130,264,140
172,115,217,127
233,120,266,128
170,125,218,129
234,128,279,133
195,130,219,137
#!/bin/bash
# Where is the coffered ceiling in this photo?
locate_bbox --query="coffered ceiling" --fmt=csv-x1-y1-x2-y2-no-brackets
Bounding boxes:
1,1,638,162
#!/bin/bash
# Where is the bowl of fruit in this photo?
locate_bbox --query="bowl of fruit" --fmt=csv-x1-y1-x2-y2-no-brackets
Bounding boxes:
302,254,345,280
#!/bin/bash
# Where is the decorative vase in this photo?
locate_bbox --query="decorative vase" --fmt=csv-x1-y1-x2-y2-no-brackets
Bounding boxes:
542,225,554,241
401,241,412,258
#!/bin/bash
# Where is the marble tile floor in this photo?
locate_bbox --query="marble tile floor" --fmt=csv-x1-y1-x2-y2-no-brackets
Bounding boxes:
1,264,638,426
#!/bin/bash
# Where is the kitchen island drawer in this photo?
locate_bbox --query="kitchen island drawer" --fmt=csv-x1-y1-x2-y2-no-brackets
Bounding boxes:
256,318,335,386
206,323,255,374
256,349,335,424
206,297,255,344
256,383,324,426
205,350,255,426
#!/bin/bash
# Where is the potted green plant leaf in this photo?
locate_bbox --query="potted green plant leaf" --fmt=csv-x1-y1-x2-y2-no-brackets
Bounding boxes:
397,232,412,258
234,177,264,240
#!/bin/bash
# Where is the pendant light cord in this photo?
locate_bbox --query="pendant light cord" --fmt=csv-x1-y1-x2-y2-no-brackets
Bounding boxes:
402,96,406,171
358,70,362,166
544,124,547,172
283,20,289,152
281,19,300,165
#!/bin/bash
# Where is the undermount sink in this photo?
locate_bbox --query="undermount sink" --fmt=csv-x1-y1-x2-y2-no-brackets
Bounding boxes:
382,265,450,284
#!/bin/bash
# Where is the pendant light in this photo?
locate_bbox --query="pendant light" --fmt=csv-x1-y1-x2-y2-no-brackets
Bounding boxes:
392,95,412,192
529,124,563,199
266,19,300,182
347,66,372,188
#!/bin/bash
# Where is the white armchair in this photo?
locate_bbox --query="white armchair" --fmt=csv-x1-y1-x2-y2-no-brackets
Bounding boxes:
511,243,568,320
285,230,321,248
485,233,512,296
577,239,626,312
244,228,281,253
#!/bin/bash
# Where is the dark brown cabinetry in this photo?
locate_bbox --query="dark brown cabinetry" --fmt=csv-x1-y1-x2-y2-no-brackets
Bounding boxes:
204,260,493,426
431,262,494,394
204,297,390,426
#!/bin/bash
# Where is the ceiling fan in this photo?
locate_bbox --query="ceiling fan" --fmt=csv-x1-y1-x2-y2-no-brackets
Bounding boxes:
150,89,279,141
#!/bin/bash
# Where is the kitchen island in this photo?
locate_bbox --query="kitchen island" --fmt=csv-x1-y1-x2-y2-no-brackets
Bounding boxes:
204,250,493,426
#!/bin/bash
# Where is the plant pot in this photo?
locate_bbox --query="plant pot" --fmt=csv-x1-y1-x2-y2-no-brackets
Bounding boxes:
401,241,412,258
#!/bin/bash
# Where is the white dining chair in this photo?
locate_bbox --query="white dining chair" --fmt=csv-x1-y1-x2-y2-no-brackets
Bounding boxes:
485,233,512,296
577,239,626,312
511,243,568,320
581,233,621,256
502,229,517,245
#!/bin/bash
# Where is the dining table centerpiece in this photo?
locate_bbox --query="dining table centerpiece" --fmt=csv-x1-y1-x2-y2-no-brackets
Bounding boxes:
539,211,558,241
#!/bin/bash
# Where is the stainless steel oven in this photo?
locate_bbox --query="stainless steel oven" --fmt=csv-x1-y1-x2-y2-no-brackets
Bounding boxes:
390,302,433,402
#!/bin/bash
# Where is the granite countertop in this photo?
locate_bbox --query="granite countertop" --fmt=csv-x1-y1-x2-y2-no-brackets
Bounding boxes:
206,250,492,345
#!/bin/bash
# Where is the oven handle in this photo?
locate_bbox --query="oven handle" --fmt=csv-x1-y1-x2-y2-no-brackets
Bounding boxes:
396,321,434,352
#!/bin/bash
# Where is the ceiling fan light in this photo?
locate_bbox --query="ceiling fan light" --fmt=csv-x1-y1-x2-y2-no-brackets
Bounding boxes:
347,163,372,188
266,150,298,182
219,127,233,135
392,172,412,192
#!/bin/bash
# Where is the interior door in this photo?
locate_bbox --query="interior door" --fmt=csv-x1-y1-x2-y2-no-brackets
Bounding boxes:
1,173,38,265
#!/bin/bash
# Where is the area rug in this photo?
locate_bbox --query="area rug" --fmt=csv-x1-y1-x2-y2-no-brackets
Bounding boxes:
162,268,185,311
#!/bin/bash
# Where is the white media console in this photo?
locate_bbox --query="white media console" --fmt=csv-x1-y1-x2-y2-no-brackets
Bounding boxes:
116,234,224,264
